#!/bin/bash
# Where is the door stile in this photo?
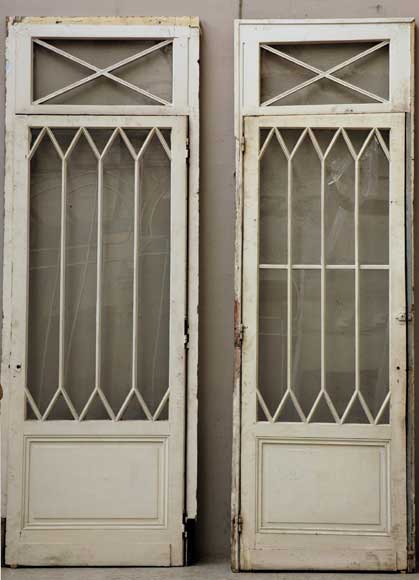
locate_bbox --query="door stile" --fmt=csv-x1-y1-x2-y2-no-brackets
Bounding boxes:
240,117,260,562
388,115,407,568
168,117,188,565
6,118,31,564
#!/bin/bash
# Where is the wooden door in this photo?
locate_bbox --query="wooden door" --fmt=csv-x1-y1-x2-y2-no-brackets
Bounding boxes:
5,115,188,566
239,114,407,571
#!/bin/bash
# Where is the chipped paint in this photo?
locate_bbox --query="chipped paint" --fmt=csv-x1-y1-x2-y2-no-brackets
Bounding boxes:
9,16,199,27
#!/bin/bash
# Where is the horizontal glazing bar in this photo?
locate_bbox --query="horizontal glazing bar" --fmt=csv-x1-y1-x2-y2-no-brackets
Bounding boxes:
259,264,389,270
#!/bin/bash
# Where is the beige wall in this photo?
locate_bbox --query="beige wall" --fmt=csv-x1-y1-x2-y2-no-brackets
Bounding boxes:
0,0,417,560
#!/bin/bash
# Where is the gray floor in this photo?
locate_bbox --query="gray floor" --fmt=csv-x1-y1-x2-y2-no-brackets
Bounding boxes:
2,561,419,580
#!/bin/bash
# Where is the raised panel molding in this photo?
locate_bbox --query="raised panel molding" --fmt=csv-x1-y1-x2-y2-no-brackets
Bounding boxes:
23,435,168,529
256,437,389,534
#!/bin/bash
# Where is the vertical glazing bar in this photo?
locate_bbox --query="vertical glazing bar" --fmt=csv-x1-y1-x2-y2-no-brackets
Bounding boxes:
58,159,67,392
320,158,325,396
355,159,360,397
95,158,103,393
132,158,140,391
287,159,292,395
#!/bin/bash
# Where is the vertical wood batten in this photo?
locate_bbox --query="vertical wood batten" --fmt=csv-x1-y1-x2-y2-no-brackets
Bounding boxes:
58,159,67,395
132,158,140,395
95,158,104,396
286,158,292,403
354,159,360,408
320,157,325,401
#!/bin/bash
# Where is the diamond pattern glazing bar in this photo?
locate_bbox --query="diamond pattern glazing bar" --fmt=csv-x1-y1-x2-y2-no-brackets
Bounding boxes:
257,126,390,424
26,126,173,421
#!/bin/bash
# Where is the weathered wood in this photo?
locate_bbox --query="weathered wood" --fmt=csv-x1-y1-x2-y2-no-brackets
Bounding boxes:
233,19,414,572
4,16,200,567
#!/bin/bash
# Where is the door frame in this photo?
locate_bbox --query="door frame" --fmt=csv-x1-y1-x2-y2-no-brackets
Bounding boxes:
232,18,415,572
2,17,200,565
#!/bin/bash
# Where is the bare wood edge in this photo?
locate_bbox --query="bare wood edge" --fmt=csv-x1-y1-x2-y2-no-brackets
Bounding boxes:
406,20,416,575
231,18,243,573
8,16,200,27
186,25,200,537
234,18,415,25
1,17,16,526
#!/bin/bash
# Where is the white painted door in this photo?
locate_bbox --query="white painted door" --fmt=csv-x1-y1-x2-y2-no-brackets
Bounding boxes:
239,113,407,571
5,115,188,566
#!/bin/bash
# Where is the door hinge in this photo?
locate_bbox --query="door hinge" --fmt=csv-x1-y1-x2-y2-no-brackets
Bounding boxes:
185,137,190,159
237,514,243,535
235,324,244,348
184,318,190,349
240,136,246,153
396,311,413,324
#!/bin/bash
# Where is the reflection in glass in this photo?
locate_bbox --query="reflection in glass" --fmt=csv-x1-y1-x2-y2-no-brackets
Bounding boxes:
64,133,98,416
27,133,62,417
134,132,171,418
359,133,389,264
326,270,355,417
259,130,288,264
33,39,173,105
360,270,389,419
258,269,287,419
260,42,389,106
101,133,135,415
325,134,355,264
292,270,321,417
292,134,321,264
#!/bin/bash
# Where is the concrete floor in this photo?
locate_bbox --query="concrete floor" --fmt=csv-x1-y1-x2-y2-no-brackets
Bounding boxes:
2,562,419,580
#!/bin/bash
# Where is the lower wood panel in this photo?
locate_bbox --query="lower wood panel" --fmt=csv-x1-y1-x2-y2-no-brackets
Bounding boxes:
244,548,397,571
15,542,172,566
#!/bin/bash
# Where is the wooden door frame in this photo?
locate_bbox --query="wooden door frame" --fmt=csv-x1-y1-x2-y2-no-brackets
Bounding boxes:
232,18,415,572
2,16,200,565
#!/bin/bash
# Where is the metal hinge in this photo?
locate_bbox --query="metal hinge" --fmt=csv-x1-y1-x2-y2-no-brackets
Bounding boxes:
396,311,413,324
185,137,190,159
237,514,243,534
184,318,190,349
235,324,244,348
240,137,246,154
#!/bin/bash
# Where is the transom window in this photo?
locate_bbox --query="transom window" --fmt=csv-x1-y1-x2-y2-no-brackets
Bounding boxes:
260,41,389,106
33,38,173,106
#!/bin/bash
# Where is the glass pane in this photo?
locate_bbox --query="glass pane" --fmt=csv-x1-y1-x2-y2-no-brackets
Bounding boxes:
26,127,173,421
359,132,389,264
259,129,288,264
334,45,389,100
324,133,355,264
326,270,355,417
291,270,321,417
260,42,389,106
136,132,171,417
33,39,173,105
63,132,99,416
360,270,389,420
100,132,135,414
258,269,287,419
292,133,321,264
27,132,62,416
